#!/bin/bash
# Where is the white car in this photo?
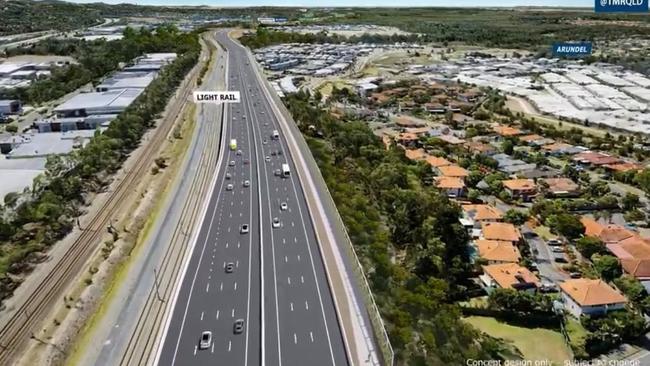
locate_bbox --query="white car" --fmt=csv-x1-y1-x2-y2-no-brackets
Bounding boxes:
225,173,231,180
280,202,288,211
243,180,250,187
229,160,235,167
199,331,212,349
226,184,233,191
272,217,281,228
240,224,249,234
265,156,271,162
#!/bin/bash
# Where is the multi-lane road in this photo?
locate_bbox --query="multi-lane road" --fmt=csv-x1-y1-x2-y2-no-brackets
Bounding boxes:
157,30,349,366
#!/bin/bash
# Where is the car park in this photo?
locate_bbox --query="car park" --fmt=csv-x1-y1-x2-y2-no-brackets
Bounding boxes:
240,224,249,234
199,331,212,349
225,262,234,273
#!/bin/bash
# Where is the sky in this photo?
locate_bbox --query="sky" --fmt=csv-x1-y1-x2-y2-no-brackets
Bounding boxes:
67,0,593,8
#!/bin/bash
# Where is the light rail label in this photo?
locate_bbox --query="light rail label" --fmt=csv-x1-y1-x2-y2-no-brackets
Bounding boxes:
193,91,241,104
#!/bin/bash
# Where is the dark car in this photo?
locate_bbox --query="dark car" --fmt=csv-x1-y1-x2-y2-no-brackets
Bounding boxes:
234,319,245,334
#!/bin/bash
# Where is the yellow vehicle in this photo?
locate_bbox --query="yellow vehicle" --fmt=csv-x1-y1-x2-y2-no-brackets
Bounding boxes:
230,139,237,151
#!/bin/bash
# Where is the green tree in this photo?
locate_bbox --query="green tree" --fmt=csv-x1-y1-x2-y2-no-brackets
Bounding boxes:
622,192,641,211
547,213,585,240
4,124,18,133
592,254,622,281
503,209,529,226
576,237,607,260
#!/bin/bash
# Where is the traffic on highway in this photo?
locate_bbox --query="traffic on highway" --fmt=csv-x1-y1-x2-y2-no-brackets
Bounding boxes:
157,30,349,366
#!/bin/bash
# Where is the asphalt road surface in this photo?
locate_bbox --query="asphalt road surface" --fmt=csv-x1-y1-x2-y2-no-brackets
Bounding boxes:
157,30,349,366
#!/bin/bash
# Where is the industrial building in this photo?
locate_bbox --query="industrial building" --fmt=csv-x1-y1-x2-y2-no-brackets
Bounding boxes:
0,100,22,115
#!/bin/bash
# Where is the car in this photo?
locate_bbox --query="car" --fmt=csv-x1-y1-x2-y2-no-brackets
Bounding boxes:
229,160,235,167
551,246,564,253
225,173,231,180
263,139,268,144
225,262,234,273
570,272,582,279
272,217,281,228
271,151,277,156
226,184,233,191
539,283,558,293
277,150,282,156
242,115,247,119
261,111,265,114
554,256,568,263
243,159,250,165
274,169,281,176
236,150,242,156
280,202,288,211
547,239,562,246
199,331,212,349
240,224,249,234
265,156,271,162
234,319,245,334
243,180,250,187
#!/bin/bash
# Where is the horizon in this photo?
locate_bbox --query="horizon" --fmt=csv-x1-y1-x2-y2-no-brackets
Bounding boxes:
66,0,594,8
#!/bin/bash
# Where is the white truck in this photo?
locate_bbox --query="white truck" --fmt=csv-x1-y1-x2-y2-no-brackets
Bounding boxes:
281,163,290,178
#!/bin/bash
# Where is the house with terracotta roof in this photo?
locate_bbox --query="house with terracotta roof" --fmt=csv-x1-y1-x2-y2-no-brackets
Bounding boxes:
436,164,469,178
404,148,427,161
480,263,539,293
560,279,627,317
481,222,521,244
437,134,465,145
475,239,521,264
493,125,523,138
502,179,537,201
606,236,650,289
539,177,580,197
519,134,554,146
465,141,496,156
580,217,634,244
435,176,465,198
461,204,503,230
426,155,452,169
603,162,643,174
396,132,419,147
572,151,620,167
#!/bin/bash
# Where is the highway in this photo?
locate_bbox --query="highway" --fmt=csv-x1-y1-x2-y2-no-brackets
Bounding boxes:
157,30,349,366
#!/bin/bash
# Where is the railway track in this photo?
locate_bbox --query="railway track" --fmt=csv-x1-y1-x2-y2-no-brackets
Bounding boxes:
0,46,206,366
118,41,226,366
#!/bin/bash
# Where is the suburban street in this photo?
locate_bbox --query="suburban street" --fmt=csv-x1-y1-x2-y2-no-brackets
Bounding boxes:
157,30,349,366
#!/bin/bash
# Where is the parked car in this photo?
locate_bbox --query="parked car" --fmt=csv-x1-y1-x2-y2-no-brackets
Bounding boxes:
551,246,564,253
570,272,582,279
547,239,562,246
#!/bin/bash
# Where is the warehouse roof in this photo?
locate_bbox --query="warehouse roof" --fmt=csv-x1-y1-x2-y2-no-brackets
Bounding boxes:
54,88,143,113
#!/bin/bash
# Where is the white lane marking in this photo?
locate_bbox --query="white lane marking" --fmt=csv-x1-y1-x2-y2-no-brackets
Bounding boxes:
206,283,210,293
310,332,314,342
290,302,294,312
193,346,197,356
228,340,232,352
220,282,223,291
240,212,243,217
226,242,229,248
287,277,291,285
293,333,297,344
231,308,235,318
297,255,301,262
238,242,241,248
229,213,232,218
284,255,288,263
227,227,231,233
216,310,220,320
305,301,309,310
234,282,238,291
200,311,204,321
282,238,286,244
236,260,239,267
211,342,215,353
291,221,295,227
294,237,297,243
301,275,305,284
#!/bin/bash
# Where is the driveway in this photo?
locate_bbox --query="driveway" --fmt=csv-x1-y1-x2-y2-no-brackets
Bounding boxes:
521,225,569,283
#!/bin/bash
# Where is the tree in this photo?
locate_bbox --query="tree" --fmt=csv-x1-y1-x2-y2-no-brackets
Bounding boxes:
592,254,622,281
4,124,18,133
576,237,607,260
634,168,650,194
501,139,514,155
622,192,641,211
547,213,585,240
503,209,529,226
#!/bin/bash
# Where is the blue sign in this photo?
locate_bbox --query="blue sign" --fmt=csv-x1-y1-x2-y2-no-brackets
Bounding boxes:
595,0,648,12
552,42,593,58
